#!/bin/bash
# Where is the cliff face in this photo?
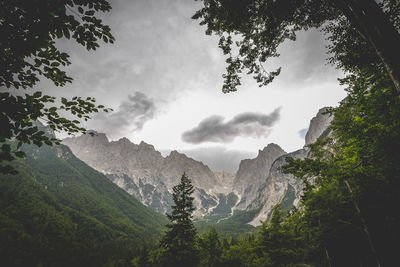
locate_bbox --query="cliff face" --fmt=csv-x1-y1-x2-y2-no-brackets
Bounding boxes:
244,107,333,226
232,144,286,209
63,133,171,212
305,107,333,146
161,150,219,191
247,148,309,225
213,171,235,194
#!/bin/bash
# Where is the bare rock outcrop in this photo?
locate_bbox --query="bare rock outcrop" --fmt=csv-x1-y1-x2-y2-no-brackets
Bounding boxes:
305,107,333,146
232,143,286,209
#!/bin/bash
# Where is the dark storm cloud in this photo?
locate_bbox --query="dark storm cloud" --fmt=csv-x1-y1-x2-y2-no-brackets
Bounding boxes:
182,108,281,144
36,0,222,102
87,92,156,139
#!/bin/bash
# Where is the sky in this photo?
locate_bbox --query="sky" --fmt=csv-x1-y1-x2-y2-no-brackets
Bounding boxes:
36,0,347,173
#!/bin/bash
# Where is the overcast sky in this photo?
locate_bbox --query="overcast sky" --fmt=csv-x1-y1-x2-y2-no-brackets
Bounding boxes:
36,0,347,173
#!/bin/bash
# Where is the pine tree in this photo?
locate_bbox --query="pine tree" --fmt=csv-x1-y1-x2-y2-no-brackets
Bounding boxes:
159,173,199,267
199,229,222,267
132,246,150,267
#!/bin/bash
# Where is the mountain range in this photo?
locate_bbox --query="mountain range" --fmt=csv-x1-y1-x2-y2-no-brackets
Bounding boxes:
63,107,332,226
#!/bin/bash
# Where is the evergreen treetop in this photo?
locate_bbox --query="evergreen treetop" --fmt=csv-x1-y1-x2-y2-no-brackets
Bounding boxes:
160,173,199,267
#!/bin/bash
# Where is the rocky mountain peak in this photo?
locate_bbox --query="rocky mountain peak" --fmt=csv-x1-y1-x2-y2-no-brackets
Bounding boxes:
117,137,131,144
305,107,333,146
34,121,56,138
259,143,285,156
237,158,251,169
162,150,217,189
167,150,184,158
165,150,209,170
233,143,286,208
67,131,109,148
139,140,155,149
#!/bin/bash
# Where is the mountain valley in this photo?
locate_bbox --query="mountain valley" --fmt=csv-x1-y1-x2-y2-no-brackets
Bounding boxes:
63,108,332,226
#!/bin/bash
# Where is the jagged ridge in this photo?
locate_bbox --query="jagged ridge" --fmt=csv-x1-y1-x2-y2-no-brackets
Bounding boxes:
63,107,332,225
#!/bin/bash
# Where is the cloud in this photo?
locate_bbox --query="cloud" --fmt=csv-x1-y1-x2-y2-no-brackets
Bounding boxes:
36,0,223,106
87,92,156,139
298,128,308,139
35,0,344,151
182,108,281,144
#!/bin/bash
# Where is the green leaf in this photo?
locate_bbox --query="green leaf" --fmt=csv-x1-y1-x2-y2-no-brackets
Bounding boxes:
63,27,70,39
56,29,63,39
14,151,26,158
2,144,11,153
44,140,53,146
33,91,42,98
85,10,95,16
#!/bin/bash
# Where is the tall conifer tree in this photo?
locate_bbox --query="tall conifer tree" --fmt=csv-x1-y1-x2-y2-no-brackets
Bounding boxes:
159,173,199,267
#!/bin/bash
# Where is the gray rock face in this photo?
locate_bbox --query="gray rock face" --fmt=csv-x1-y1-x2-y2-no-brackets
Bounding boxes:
247,148,309,226
63,134,230,217
161,150,219,191
305,107,333,146
64,132,171,213
232,144,286,209
213,171,235,194
244,107,333,226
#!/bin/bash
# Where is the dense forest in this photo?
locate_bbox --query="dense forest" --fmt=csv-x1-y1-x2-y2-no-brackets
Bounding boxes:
1,0,400,266
0,134,167,266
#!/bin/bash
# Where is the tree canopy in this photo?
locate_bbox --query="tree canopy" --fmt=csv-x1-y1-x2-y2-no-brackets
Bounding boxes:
0,0,114,174
193,0,400,93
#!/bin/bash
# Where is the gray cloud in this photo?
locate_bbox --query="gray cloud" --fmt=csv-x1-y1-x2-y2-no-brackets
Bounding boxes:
182,108,281,144
32,0,342,147
34,1,337,105
87,92,156,139
282,30,334,83
35,0,223,105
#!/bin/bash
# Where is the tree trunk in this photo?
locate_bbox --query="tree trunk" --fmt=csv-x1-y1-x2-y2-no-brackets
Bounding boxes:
324,246,332,267
344,179,381,267
334,0,400,93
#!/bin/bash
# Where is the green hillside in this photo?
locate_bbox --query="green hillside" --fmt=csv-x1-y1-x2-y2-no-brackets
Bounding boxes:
0,143,167,267
195,208,258,238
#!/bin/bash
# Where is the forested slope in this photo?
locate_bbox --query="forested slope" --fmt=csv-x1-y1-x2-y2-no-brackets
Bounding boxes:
0,142,167,267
